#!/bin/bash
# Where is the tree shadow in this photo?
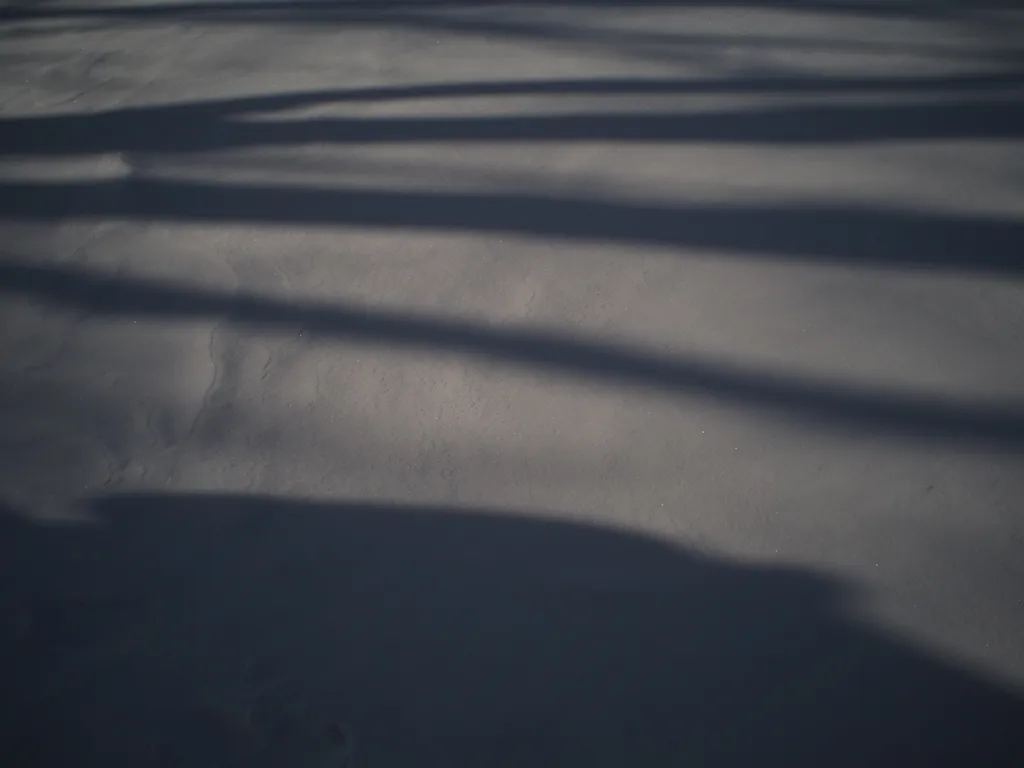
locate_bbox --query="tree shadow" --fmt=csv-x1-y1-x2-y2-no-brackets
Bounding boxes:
2,493,1021,765
1,66,1022,279
2,174,1022,277
333,4,1024,68
2,259,1023,449
3,5,1023,763
0,0,1013,23
3,74,1023,156
5,0,1019,71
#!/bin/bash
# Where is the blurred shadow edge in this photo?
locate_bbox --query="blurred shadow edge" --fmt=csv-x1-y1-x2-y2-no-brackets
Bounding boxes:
1,493,1022,766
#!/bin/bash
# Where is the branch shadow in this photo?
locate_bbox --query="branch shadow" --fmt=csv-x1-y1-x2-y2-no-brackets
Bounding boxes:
2,175,1022,277
5,0,1018,71
2,493,1022,765
3,6,1023,762
2,260,1023,449
337,5,1024,68
1,67,1022,278
0,0,1012,24
3,75,1023,156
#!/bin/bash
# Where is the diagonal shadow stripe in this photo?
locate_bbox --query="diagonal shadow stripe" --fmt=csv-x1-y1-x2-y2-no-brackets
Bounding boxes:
2,259,1022,449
